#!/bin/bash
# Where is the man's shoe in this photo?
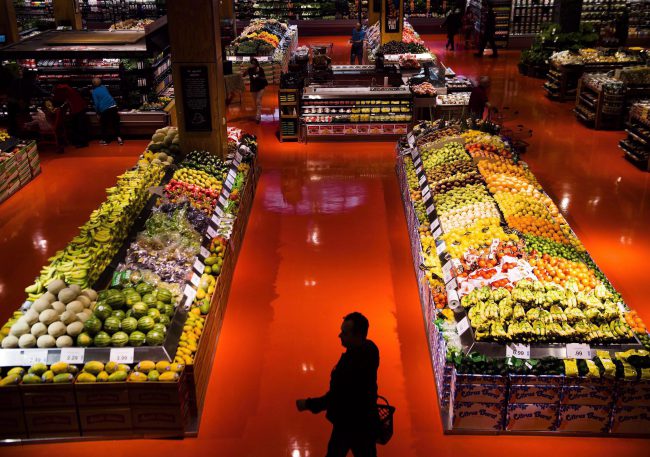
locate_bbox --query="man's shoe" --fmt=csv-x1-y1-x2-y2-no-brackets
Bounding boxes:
99,140,109,146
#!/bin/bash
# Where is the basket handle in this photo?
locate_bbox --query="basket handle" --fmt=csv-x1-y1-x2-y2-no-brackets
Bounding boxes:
377,395,391,407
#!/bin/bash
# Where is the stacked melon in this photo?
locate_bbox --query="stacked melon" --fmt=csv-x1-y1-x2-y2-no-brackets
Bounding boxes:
146,126,179,166
1,279,98,349
78,281,176,348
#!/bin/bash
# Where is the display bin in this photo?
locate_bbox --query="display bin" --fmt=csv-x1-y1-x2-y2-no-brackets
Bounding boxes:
509,375,563,404
556,404,611,434
615,379,650,407
24,408,80,438
610,405,650,434
78,407,134,435
20,382,76,410
454,383,507,404
0,385,27,439
561,377,616,406
451,401,505,431
75,381,130,407
505,403,559,432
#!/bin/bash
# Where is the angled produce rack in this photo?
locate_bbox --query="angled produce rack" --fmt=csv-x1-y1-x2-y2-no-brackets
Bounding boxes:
396,120,650,436
0,128,260,443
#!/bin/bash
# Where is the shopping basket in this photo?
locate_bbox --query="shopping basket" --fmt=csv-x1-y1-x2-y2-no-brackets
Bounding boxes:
376,395,396,445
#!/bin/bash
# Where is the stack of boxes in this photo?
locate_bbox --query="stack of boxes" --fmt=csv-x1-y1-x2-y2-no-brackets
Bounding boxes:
506,374,562,432
0,140,41,205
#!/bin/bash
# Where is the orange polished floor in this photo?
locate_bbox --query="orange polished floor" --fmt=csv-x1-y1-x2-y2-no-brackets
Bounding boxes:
1,35,650,456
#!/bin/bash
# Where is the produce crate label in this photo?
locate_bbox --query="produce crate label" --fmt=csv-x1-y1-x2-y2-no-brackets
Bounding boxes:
456,316,470,335
561,385,613,405
506,344,531,360
22,349,49,366
557,404,610,433
59,347,85,364
506,403,559,432
200,246,210,259
193,259,205,274
190,273,200,287
455,383,506,404
509,384,560,404
0,349,23,367
566,343,591,359
109,348,134,364
611,406,650,434
451,401,504,431
332,125,345,135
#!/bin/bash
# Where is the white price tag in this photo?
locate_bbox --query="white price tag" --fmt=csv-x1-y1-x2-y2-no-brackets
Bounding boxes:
60,347,85,364
418,175,426,186
109,348,134,364
506,344,531,360
433,226,443,238
215,206,225,217
617,302,627,314
222,189,231,199
456,317,470,335
190,274,201,287
566,343,591,359
200,246,210,258
436,241,446,256
442,262,453,281
426,204,435,215
183,284,197,306
207,226,218,239
23,349,49,366
218,195,228,207
407,132,415,147
422,187,430,199
193,258,205,274
211,213,220,225
226,174,236,187
0,349,23,367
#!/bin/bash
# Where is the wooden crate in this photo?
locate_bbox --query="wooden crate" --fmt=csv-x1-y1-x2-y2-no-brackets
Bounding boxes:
20,382,76,410
75,382,130,407
78,407,133,435
24,408,80,438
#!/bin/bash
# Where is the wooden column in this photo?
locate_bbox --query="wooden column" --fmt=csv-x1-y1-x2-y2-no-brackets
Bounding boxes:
0,0,19,44
53,0,82,30
219,0,234,20
380,0,403,43
367,0,380,26
168,0,228,157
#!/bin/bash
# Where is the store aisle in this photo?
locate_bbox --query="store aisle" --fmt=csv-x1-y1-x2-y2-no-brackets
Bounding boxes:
4,36,650,457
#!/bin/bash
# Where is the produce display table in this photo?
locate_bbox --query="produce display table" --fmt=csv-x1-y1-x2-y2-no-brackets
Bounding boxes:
395,121,650,436
0,138,40,205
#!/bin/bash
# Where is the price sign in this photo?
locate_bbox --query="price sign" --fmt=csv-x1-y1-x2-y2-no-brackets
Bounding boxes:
218,195,228,207
422,187,430,199
222,189,231,199
426,204,435,215
200,246,210,259
211,213,221,225
407,132,415,147
193,259,205,274
183,284,197,307
23,349,49,366
190,273,201,287
60,347,85,364
506,344,531,360
109,347,134,364
442,262,453,282
418,175,426,186
215,206,225,217
0,349,23,367
436,240,447,256
456,317,470,335
226,175,236,188
566,343,591,359
433,225,443,238
617,302,627,314
207,226,218,239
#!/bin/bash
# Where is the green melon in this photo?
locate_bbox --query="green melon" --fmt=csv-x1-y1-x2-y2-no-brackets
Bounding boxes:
146,329,165,346
105,291,125,309
121,287,135,296
97,290,110,301
163,304,175,317
132,302,148,319
157,288,173,304
93,331,111,347
111,331,129,347
142,294,157,306
125,292,142,307
103,316,121,334
156,302,167,313
77,332,93,347
153,323,167,334
84,316,102,335
121,317,138,334
129,331,146,347
135,282,154,295
137,316,155,333
147,308,161,323
94,303,113,321
158,315,171,327
111,310,126,321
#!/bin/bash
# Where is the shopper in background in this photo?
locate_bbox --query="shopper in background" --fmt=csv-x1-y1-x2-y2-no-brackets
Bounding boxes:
91,78,123,145
462,8,474,49
6,67,47,136
443,8,462,51
53,83,89,148
297,312,380,457
468,76,493,120
247,58,268,124
475,2,498,58
615,10,630,46
24,99,64,153
350,22,366,65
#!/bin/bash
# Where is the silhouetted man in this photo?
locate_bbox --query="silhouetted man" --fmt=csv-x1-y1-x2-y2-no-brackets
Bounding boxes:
297,312,380,457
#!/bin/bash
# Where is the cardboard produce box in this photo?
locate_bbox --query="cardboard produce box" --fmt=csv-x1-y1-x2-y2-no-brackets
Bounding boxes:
610,405,650,435
451,401,505,431
509,384,561,405
557,404,611,433
506,403,559,432
24,408,80,438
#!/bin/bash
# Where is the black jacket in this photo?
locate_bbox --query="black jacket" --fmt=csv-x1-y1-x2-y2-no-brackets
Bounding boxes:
306,340,380,430
248,66,268,92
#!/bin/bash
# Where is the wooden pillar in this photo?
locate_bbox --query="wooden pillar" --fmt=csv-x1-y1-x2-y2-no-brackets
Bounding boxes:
0,0,19,44
368,0,380,26
53,0,83,30
219,0,234,20
380,0,403,43
168,0,228,157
